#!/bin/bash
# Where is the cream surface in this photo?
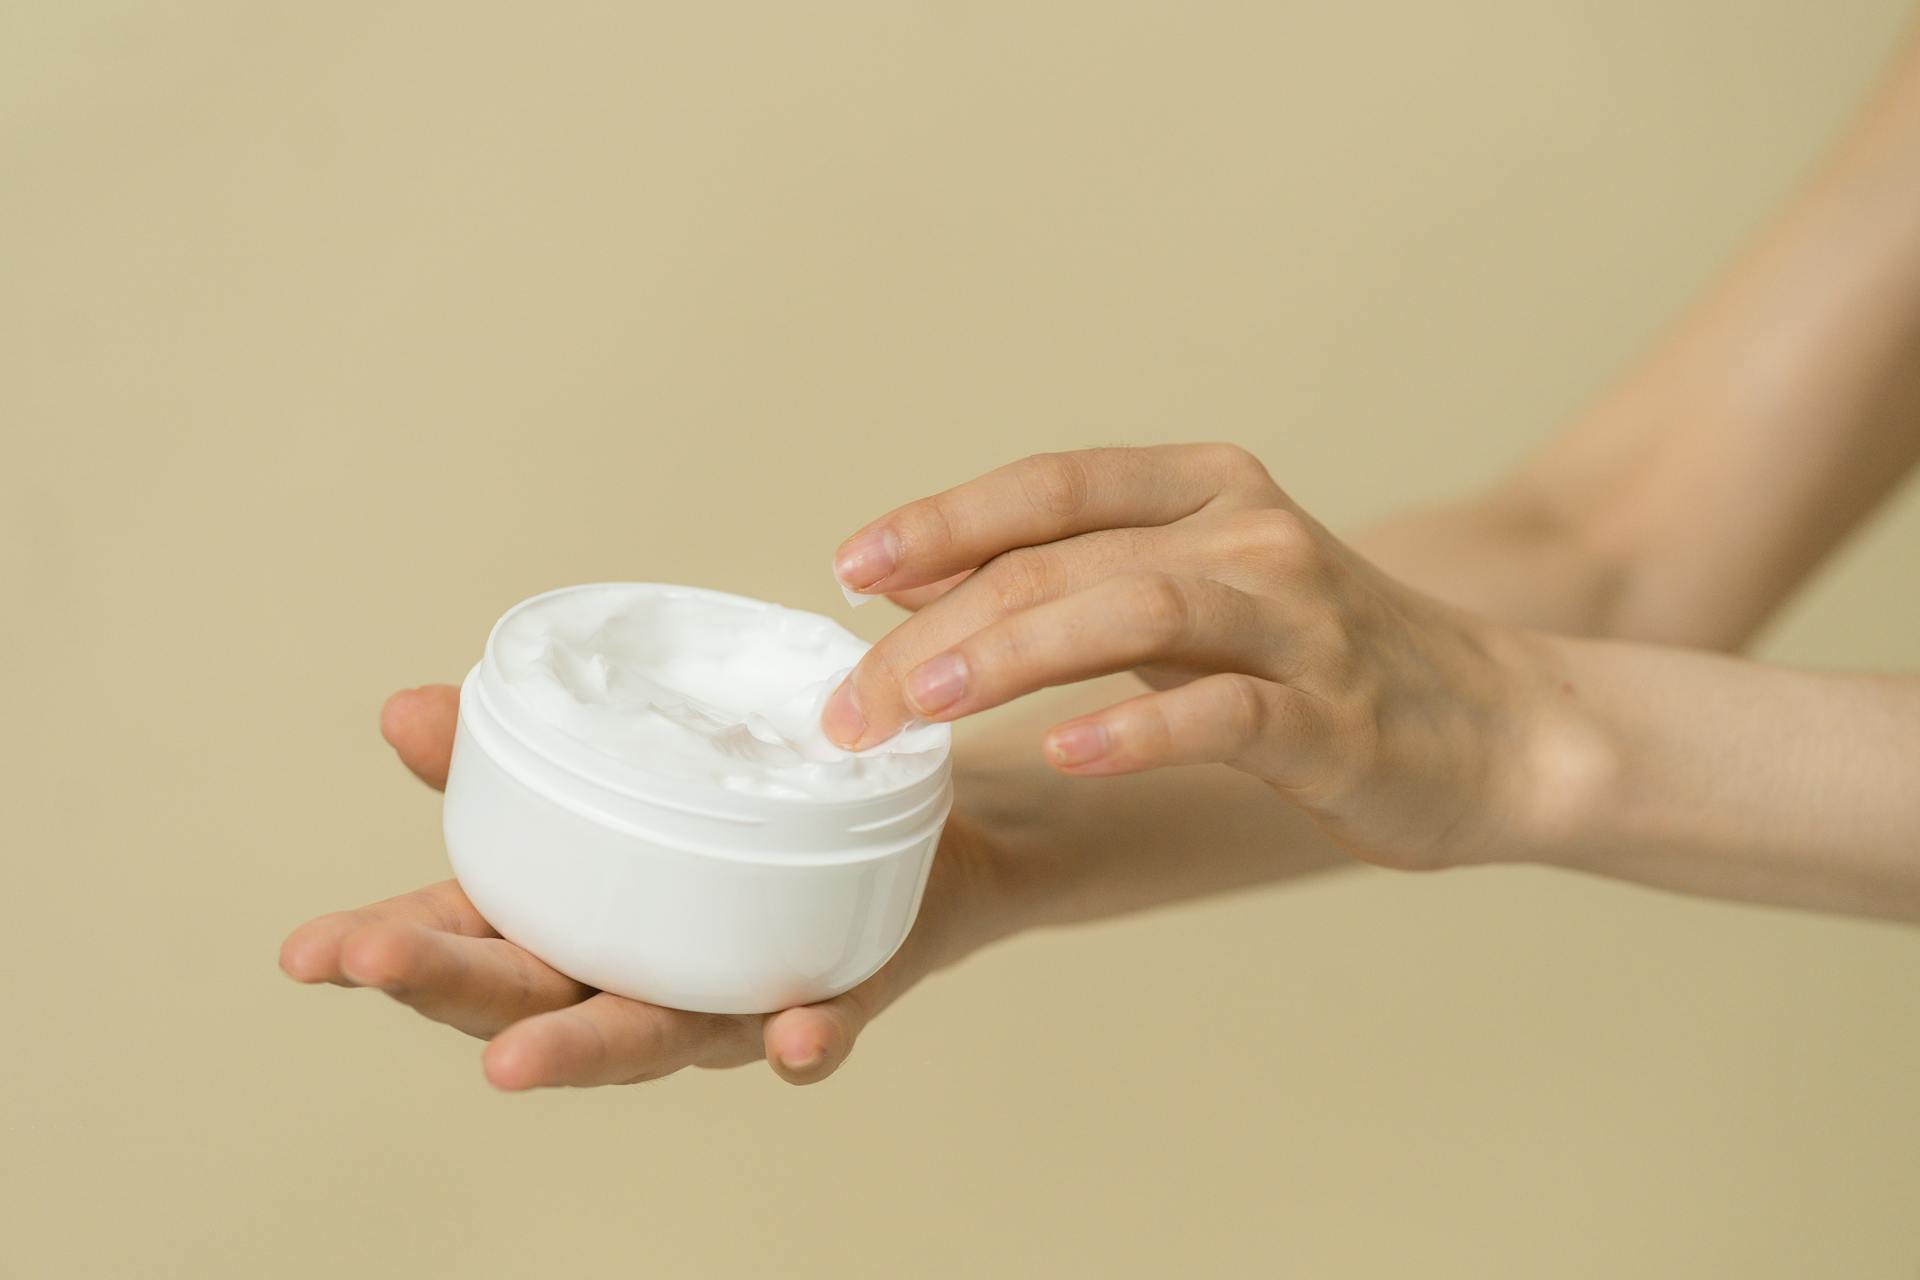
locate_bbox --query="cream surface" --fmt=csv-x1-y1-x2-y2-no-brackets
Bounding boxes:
491,585,947,801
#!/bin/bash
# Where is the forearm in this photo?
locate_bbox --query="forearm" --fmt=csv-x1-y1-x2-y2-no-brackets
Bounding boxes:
1507,28,1920,649
1362,26,1920,650
1504,633,1920,920
908,29,1920,929
1354,496,1636,638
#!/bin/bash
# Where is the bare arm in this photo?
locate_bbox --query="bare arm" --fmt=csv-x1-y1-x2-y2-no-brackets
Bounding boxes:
285,27,1920,1095
1510,640,1920,921
864,28,1920,929
1367,28,1920,647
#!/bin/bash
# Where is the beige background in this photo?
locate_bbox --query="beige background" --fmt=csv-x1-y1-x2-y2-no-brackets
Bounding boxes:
6,3,1920,1276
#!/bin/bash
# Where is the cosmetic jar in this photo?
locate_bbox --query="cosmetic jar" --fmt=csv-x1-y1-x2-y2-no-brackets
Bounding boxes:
442,583,952,1014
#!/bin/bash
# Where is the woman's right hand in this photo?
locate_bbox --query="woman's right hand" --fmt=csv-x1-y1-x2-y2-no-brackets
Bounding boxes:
278,684,1012,1088
823,445,1558,874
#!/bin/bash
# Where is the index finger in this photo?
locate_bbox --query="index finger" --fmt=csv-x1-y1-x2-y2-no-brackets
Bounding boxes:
831,444,1272,597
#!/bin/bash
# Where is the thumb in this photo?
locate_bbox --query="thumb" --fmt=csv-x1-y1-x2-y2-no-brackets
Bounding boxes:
761,980,886,1085
380,684,462,791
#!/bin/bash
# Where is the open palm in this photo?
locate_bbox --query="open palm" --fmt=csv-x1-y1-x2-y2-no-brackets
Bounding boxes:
280,684,985,1088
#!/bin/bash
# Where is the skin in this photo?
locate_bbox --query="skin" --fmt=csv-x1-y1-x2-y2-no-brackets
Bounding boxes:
828,446,1920,918
278,678,1350,1088
285,26,1920,1087
826,444,1548,874
278,682,999,1088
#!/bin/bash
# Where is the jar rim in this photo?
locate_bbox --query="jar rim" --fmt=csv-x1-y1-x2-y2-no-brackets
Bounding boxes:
462,583,955,857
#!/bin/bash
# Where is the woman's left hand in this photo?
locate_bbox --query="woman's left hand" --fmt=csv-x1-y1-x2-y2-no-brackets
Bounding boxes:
825,444,1559,872
281,685,1019,1089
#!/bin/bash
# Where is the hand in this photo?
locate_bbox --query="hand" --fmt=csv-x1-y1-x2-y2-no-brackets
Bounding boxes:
825,444,1553,872
280,685,1004,1088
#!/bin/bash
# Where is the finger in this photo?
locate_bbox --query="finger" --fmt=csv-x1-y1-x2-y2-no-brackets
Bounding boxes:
822,525,1174,748
883,569,973,612
761,985,878,1086
279,879,495,986
1041,672,1331,786
897,574,1291,723
831,444,1273,597
482,993,762,1090
333,921,592,1038
379,684,460,790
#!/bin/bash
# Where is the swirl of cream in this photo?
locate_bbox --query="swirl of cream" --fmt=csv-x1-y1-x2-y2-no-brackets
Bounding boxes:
491,585,948,801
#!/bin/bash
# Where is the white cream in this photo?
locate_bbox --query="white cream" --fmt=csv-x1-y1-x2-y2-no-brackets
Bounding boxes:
490,584,946,802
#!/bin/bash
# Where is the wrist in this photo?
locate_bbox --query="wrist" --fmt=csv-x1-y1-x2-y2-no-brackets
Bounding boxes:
1480,628,1625,870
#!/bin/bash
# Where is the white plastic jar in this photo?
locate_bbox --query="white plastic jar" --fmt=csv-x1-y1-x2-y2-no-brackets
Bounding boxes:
442,583,953,1014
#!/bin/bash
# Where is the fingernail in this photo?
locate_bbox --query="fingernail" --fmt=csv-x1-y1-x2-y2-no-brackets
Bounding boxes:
782,1046,824,1073
833,528,899,591
1046,722,1109,767
905,652,968,716
821,679,867,748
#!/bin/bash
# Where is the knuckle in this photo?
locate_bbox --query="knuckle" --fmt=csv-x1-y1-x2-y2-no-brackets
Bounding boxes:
970,625,1027,688
1218,674,1271,746
1131,699,1178,759
1267,607,1345,688
1202,442,1272,484
1118,572,1191,640
1017,451,1093,519
902,494,961,560
978,545,1057,614
1313,612,1357,677
1249,506,1310,554
1233,507,1323,581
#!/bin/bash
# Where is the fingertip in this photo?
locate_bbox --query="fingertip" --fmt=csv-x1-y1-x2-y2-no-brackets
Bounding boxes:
381,685,453,756
482,1035,545,1092
764,1007,849,1086
379,684,459,789
832,527,900,594
769,1044,836,1086
1043,720,1112,771
378,688,422,749
277,930,334,984
820,678,868,750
